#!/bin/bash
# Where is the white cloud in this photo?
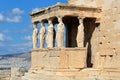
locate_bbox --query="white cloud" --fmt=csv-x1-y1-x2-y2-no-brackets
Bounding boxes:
12,8,24,15
2,30,10,33
0,33,5,41
6,36,13,41
0,33,12,41
22,36,32,41
6,16,21,23
0,8,24,23
32,8,40,12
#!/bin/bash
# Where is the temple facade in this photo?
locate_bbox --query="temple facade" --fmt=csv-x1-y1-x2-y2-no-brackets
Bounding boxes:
22,0,120,80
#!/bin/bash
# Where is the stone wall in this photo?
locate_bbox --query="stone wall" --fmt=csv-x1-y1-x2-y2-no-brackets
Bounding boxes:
96,0,120,69
82,0,120,69
31,48,86,70
68,0,98,7
68,0,120,69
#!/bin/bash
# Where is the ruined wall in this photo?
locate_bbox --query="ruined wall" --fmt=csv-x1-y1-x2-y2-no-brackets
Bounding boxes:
87,0,120,69
68,0,120,68
97,0,120,69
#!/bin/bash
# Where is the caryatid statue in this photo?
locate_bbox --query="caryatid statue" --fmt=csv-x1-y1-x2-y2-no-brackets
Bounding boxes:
32,23,38,49
77,17,84,47
46,19,54,48
40,21,46,48
56,16,64,48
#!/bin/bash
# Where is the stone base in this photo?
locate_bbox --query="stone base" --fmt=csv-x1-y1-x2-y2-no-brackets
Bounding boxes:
22,68,120,80
31,48,87,70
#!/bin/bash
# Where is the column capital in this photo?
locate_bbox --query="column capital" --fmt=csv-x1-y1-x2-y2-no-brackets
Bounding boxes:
95,18,101,23
47,17,53,21
78,17,85,24
39,20,44,23
32,22,38,29
48,18,53,26
78,16,85,20
32,22,38,24
40,21,45,26
56,16,63,23
56,15,63,18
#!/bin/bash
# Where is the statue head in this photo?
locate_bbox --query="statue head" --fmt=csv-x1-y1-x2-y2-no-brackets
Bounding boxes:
33,23,37,29
78,17,84,24
57,16,63,23
40,21,45,27
48,18,52,25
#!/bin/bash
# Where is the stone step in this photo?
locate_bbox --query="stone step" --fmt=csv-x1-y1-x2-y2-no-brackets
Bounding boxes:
22,68,120,80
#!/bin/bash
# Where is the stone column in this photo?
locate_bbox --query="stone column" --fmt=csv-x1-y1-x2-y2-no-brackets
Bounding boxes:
46,19,54,48
40,21,46,48
32,23,38,49
76,17,84,47
56,16,64,48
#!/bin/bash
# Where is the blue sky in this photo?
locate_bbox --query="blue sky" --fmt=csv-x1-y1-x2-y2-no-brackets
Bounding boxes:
0,0,68,55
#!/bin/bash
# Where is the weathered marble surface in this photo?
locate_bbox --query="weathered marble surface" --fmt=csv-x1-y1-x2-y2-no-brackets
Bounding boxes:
56,16,64,48
40,22,46,48
76,17,84,47
32,23,38,49
46,19,54,48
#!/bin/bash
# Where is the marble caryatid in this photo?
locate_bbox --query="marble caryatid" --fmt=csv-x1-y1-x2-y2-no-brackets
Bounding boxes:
56,16,64,48
32,23,38,48
46,19,54,48
77,17,84,47
40,21,46,48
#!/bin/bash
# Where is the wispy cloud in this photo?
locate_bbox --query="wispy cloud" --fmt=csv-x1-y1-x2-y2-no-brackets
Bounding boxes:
9,41,32,53
0,24,33,35
6,16,21,23
22,35,32,41
12,8,24,15
0,33,5,41
32,8,40,12
0,8,24,23
0,33,12,41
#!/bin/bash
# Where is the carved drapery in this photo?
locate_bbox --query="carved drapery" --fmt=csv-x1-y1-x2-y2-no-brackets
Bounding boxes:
32,16,85,49
56,16,64,48
46,19,54,48
32,23,38,49
77,17,84,47
40,21,46,48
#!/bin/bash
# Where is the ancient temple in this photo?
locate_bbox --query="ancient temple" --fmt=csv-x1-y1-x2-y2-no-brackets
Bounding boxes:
22,0,120,80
